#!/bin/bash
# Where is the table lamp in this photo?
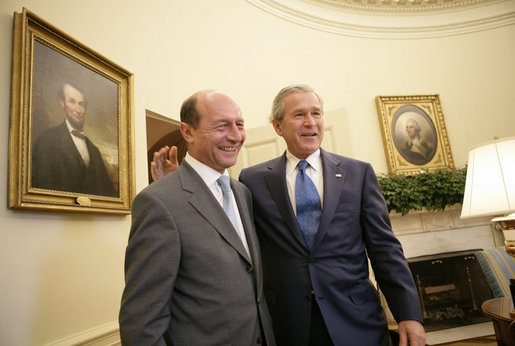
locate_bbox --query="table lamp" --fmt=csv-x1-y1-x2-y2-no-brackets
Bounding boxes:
460,137,515,316
460,136,515,228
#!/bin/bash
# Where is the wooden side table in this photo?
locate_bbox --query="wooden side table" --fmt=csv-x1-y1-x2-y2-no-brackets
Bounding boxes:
481,297,515,345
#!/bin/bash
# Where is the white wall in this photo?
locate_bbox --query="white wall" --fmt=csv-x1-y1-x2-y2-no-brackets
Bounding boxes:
0,0,514,344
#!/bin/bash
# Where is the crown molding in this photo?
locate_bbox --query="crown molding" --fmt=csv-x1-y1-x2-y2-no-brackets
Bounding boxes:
246,0,515,38
311,0,499,13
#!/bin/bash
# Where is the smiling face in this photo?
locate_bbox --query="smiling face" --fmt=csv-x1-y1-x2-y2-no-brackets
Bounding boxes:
59,83,87,131
180,91,245,173
273,91,324,159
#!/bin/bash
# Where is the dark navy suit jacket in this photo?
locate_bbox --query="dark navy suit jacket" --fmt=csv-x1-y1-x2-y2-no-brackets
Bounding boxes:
239,148,423,346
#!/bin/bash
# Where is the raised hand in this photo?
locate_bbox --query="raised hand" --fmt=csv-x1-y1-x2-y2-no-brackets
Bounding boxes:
151,145,179,181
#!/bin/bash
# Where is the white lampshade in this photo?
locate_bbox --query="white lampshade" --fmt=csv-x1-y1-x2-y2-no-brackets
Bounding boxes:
460,137,515,219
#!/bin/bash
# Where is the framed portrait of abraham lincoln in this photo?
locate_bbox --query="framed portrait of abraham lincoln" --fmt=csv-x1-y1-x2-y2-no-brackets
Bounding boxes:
375,94,454,175
8,8,135,214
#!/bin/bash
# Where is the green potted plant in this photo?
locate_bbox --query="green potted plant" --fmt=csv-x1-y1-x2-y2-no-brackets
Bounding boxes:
377,167,467,216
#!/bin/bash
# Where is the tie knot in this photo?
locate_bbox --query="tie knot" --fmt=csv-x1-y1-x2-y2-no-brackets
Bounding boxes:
217,175,231,192
298,160,309,172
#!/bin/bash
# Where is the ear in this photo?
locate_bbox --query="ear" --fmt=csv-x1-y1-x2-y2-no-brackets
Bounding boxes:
180,122,194,143
272,119,283,137
59,98,65,108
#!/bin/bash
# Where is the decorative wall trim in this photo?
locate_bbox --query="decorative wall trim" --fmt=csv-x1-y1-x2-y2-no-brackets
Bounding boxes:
44,322,119,346
311,0,500,13
246,0,515,38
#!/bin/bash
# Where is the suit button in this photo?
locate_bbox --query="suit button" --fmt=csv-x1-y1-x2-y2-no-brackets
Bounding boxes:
309,258,317,264
257,336,262,344
246,265,254,273
257,297,261,304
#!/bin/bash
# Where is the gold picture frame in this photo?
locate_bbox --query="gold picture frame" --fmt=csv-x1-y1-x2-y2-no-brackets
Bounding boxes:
375,95,454,175
8,8,134,214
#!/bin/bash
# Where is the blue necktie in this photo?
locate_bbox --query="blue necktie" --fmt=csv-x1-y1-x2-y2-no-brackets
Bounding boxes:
217,175,251,258
217,175,239,231
295,160,321,250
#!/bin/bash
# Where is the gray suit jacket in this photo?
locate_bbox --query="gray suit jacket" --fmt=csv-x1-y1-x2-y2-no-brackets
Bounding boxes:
119,161,275,345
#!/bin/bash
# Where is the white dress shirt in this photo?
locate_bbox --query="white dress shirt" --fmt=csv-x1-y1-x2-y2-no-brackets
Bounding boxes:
285,149,324,215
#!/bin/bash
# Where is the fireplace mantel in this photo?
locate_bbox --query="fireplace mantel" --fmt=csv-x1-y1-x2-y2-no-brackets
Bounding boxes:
389,205,504,260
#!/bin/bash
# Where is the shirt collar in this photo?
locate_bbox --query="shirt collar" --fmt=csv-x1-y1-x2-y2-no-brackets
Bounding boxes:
184,153,228,187
286,149,321,175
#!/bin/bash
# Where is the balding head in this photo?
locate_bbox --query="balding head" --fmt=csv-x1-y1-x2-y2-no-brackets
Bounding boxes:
179,89,245,173
180,90,240,129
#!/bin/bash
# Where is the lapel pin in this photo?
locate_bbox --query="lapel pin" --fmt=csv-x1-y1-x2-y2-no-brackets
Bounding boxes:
335,174,342,178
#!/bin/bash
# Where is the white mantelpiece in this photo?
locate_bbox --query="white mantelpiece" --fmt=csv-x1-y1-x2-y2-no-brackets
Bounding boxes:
390,205,504,259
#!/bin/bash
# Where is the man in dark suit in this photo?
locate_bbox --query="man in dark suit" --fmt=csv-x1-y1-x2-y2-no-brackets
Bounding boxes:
151,85,425,345
32,82,116,196
119,90,275,345
239,85,425,346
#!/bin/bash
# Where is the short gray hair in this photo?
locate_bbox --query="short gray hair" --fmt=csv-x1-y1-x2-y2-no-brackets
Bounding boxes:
270,84,323,122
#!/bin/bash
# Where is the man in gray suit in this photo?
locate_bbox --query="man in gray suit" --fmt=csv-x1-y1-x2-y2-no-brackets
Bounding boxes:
119,90,275,345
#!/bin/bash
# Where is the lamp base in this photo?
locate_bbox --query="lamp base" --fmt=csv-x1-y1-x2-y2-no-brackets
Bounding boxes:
492,212,515,230
498,214,515,254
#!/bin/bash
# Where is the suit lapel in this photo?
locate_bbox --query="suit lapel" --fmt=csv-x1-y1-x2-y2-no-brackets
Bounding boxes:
264,153,307,249
179,162,251,264
232,182,261,281
312,149,347,250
